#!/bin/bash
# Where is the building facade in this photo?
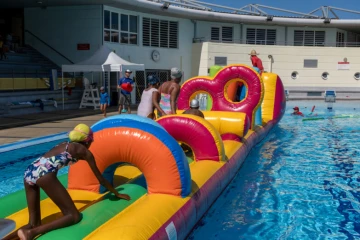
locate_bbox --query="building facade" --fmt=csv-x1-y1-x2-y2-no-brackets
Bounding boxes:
21,2,360,102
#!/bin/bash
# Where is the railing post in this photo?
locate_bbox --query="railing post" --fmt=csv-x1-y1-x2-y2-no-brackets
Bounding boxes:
12,68,14,92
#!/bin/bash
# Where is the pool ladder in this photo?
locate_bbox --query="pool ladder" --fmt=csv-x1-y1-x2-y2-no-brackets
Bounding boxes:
325,90,336,109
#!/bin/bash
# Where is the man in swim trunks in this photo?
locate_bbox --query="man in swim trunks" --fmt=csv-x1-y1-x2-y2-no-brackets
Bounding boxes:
118,69,134,114
291,106,304,117
158,67,182,117
183,99,204,118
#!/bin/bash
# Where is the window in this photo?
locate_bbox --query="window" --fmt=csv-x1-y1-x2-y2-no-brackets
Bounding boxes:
214,56,227,66
303,59,318,68
143,18,178,48
104,10,138,44
321,72,329,80
337,32,345,47
111,12,119,30
354,72,360,80
120,14,138,45
246,28,276,45
210,26,233,42
294,30,325,46
291,71,299,80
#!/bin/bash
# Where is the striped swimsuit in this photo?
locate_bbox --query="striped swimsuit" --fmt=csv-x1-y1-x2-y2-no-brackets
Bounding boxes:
159,92,172,115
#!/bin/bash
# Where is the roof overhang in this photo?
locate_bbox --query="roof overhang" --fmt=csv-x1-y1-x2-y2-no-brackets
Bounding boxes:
1,0,360,32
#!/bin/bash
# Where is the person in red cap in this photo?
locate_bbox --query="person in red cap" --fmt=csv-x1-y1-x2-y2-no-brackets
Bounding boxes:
249,50,264,74
292,106,304,117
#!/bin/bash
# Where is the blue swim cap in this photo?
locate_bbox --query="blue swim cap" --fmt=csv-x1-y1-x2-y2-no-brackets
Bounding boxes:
147,75,160,85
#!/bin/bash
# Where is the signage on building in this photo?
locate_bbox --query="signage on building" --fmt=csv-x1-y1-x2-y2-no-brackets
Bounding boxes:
337,62,350,70
77,43,90,50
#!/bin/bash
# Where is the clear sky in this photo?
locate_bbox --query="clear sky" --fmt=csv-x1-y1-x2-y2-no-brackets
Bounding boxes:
199,0,360,19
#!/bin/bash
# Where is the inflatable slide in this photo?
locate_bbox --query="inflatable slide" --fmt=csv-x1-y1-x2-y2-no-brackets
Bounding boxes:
0,64,285,239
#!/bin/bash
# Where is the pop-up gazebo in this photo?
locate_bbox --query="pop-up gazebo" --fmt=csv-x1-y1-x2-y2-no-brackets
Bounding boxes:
61,45,145,109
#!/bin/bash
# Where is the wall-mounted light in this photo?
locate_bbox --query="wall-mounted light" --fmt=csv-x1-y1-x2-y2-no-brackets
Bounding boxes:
266,15,273,21
324,18,331,24
161,3,170,10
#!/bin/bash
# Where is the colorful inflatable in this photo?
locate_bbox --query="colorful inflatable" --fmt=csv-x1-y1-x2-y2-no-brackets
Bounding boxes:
0,64,285,239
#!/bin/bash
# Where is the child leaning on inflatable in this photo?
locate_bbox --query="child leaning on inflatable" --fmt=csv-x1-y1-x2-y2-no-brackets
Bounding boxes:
4,124,130,240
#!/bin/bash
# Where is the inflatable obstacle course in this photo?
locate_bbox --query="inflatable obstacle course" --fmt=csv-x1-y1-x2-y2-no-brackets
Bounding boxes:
0,64,286,240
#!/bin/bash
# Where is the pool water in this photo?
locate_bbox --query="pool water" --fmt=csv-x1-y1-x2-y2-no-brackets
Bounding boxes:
0,138,67,197
1,101,360,239
188,101,360,240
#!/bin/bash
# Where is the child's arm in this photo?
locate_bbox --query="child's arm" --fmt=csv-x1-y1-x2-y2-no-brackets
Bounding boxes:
107,93,110,105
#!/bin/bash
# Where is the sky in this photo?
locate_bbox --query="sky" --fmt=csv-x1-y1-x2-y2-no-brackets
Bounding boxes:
198,0,360,19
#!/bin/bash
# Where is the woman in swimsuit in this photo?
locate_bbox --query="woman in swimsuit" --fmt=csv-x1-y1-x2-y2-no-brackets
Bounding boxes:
6,124,130,240
137,75,166,119
158,67,182,117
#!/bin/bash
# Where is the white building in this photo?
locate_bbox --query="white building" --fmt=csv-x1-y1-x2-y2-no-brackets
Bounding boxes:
2,0,360,101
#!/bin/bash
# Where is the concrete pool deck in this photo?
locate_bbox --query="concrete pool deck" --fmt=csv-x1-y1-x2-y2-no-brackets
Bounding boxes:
0,107,137,145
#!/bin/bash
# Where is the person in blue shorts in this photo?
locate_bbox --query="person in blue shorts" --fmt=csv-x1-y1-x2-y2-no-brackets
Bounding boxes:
117,69,134,114
99,86,110,117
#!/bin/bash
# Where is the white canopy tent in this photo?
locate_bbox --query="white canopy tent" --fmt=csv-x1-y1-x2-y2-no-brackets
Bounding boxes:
61,45,145,109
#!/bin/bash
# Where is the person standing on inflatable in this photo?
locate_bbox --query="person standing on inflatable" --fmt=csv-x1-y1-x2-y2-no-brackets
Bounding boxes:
117,69,134,114
158,67,182,116
137,75,166,119
249,50,264,74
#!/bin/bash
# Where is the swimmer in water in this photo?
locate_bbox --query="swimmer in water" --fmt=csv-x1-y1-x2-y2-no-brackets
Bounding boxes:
291,106,304,117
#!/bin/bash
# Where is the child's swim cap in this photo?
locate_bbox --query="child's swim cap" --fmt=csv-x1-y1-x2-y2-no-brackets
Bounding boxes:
68,124,93,143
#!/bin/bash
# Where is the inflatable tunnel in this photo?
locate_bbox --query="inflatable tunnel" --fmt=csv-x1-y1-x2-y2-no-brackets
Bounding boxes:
177,64,264,128
69,115,192,197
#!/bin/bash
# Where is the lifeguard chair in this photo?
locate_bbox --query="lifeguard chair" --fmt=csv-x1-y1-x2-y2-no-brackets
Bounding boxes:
79,77,100,110
325,90,336,109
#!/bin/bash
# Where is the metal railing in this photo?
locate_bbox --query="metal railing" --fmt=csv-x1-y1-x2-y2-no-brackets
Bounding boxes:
25,30,74,64
193,37,360,47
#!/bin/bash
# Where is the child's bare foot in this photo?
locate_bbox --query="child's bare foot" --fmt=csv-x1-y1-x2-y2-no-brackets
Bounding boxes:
18,229,30,240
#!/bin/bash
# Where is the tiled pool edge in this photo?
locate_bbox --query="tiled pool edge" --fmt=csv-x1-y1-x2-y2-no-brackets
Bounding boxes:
0,132,68,153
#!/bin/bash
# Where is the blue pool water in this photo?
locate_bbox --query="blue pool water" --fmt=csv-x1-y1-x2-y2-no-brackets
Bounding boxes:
0,138,67,197
188,101,360,240
1,101,360,240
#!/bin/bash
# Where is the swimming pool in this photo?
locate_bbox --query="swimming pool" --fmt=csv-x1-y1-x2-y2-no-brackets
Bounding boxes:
188,101,360,240
1,101,360,239
0,135,67,197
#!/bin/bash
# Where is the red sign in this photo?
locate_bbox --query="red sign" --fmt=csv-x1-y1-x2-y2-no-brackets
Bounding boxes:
337,62,350,70
77,43,90,50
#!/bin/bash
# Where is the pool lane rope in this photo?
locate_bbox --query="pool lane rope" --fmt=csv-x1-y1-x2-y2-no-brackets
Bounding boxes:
303,114,360,122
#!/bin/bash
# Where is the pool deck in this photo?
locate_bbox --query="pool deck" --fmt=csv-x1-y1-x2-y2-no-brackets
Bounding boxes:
0,107,138,145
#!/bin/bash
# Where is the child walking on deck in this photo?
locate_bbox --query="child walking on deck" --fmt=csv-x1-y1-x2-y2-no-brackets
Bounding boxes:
100,86,110,117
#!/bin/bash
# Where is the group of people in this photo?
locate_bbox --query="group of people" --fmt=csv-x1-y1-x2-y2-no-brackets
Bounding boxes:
8,67,203,240
98,67,204,119
7,51,268,240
